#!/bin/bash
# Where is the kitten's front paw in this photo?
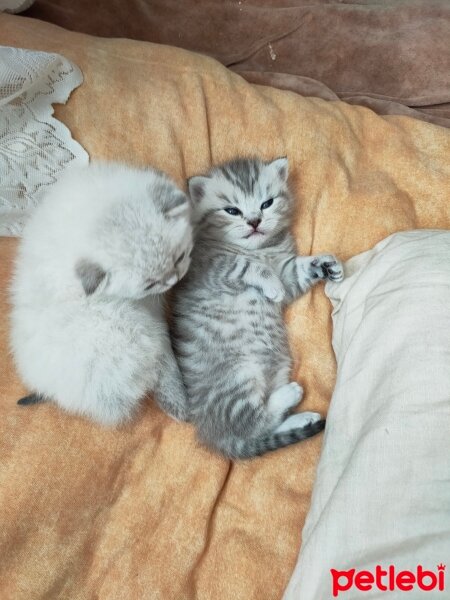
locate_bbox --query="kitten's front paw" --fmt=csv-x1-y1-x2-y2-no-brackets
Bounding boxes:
308,255,344,282
261,280,285,303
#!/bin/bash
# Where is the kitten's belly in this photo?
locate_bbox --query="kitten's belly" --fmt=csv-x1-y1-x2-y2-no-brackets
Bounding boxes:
175,288,290,370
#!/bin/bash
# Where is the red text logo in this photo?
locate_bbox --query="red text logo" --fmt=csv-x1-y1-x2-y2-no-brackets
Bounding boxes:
331,564,446,597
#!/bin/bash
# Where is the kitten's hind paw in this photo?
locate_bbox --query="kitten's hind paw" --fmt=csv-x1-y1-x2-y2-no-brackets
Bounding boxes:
268,381,304,414
275,411,322,433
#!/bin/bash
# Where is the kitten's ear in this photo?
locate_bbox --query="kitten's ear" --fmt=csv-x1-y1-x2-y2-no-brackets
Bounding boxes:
164,191,190,219
269,157,289,183
75,259,106,296
150,183,190,218
188,176,209,203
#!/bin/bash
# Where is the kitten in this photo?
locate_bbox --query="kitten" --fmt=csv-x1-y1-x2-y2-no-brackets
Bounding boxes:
10,162,193,426
171,157,344,459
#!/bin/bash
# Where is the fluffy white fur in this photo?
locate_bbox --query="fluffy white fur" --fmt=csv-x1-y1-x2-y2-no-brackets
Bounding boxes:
10,162,193,425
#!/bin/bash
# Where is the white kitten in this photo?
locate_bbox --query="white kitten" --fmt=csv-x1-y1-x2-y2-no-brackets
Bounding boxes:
10,162,193,426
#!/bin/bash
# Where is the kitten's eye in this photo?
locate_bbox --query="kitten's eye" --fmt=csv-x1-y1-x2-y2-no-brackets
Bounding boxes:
145,280,158,290
260,198,274,210
224,207,242,216
175,252,185,265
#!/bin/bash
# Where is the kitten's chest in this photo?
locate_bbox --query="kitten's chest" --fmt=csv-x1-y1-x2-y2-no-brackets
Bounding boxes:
209,289,285,342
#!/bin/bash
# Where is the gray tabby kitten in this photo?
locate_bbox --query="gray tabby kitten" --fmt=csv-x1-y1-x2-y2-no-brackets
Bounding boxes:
172,157,344,459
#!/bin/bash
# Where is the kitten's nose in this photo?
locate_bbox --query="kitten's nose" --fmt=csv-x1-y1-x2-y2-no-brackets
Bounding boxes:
247,218,261,229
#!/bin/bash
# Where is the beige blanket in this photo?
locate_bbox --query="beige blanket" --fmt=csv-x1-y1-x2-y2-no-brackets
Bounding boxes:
0,14,449,600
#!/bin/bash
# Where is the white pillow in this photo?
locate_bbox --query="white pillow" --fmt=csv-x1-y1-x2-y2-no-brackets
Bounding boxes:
283,230,450,600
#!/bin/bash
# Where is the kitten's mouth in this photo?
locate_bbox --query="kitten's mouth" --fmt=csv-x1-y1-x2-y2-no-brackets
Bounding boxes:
244,230,264,239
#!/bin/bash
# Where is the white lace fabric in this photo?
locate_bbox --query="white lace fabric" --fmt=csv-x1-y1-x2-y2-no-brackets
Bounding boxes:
0,47,88,235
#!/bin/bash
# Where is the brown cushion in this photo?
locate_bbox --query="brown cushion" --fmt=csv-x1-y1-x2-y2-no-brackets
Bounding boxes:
24,0,450,128
1,13,449,600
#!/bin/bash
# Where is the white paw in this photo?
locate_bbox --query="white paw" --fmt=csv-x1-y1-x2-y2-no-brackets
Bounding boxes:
295,411,322,426
269,381,304,412
262,282,285,303
308,255,344,282
275,411,321,433
286,381,304,404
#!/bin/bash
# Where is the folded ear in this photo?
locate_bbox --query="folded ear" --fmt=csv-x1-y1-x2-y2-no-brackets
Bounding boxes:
151,183,190,218
75,259,106,296
188,175,210,203
164,191,190,219
268,157,289,182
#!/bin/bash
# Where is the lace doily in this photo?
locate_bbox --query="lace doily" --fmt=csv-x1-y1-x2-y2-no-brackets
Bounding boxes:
0,47,89,235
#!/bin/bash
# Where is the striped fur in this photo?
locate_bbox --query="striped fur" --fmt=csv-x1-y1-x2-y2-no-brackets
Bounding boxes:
172,157,343,459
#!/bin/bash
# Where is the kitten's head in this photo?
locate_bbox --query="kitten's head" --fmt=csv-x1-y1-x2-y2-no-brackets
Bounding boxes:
75,166,193,299
188,157,292,250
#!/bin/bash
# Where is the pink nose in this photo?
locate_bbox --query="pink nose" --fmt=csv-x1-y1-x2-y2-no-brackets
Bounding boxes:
247,218,261,229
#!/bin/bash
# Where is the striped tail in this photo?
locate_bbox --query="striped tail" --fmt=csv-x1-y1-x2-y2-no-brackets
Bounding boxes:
224,419,326,460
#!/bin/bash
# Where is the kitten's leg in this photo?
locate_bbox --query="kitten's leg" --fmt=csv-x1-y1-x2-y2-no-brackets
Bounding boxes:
277,254,344,301
270,361,292,392
154,349,189,422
